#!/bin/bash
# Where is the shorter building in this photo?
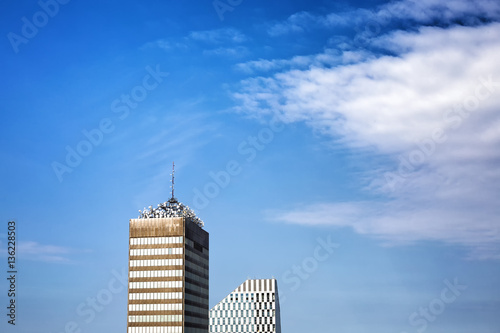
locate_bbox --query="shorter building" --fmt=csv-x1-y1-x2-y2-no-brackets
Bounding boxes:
210,278,281,333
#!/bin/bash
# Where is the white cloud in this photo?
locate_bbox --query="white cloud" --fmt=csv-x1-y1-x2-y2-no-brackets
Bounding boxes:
142,28,247,53
235,21,500,259
268,201,500,260
188,28,247,44
203,46,248,57
236,23,500,153
267,0,500,37
17,241,82,263
235,49,373,74
141,39,188,51
268,11,330,36
379,0,500,24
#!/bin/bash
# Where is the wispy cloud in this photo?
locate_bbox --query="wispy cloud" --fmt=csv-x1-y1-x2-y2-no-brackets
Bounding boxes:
130,112,220,210
235,49,373,74
267,0,500,36
378,0,500,24
203,46,248,57
236,7,500,260
267,200,500,260
142,27,248,56
141,39,189,52
267,11,340,36
16,241,86,263
236,22,500,157
188,27,247,44
135,114,217,162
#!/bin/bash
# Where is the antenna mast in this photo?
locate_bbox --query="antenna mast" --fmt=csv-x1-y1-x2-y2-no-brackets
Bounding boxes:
171,161,175,200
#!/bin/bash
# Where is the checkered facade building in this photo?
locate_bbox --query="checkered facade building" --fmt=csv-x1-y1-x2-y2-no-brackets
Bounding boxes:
210,279,281,333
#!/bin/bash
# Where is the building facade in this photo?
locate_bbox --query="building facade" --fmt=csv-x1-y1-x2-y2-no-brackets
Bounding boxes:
210,278,282,333
128,198,209,333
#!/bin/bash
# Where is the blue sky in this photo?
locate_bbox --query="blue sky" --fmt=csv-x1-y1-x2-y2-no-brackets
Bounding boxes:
1,0,500,332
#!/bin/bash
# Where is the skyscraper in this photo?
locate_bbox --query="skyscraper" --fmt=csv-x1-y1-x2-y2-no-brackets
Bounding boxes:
127,189,209,333
209,278,282,333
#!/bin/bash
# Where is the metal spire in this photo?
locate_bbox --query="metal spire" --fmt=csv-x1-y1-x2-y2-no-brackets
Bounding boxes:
171,161,175,200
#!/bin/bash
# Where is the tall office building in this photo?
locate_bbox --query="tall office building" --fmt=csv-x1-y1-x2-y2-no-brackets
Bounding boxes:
210,278,282,333
127,191,209,333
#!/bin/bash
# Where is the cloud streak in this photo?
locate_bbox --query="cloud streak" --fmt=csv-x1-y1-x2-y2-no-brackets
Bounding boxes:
267,0,500,36
189,28,247,44
236,6,500,259
142,27,247,54
17,241,84,263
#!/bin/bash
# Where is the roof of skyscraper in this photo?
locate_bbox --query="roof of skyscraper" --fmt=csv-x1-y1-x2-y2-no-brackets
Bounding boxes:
138,197,204,228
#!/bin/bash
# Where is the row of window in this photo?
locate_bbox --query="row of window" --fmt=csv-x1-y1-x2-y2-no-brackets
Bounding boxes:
185,304,208,315
227,293,275,303
256,302,275,310
130,237,183,246
186,248,208,264
214,302,251,311
127,326,182,333
210,324,276,332
185,260,209,276
185,270,207,285
213,301,274,311
185,239,209,254
186,281,208,295
212,317,252,325
129,303,182,312
129,292,182,300
128,315,182,323
184,315,208,325
130,247,183,256
130,259,183,267
129,270,183,278
185,292,209,306
210,309,276,319
129,281,182,289
211,315,276,325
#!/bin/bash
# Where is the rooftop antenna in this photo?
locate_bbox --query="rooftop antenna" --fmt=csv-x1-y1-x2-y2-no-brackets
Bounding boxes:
169,161,177,202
